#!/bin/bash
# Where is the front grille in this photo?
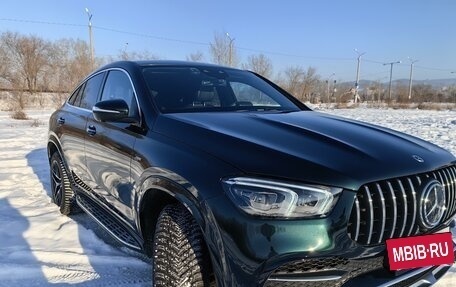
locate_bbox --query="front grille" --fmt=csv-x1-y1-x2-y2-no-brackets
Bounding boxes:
265,256,384,287
273,257,349,274
348,165,456,246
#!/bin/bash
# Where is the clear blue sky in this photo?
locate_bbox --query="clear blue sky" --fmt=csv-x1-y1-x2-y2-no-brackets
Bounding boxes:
1,0,455,83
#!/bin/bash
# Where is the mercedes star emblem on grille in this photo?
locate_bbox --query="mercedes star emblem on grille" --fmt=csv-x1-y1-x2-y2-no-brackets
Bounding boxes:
418,179,446,229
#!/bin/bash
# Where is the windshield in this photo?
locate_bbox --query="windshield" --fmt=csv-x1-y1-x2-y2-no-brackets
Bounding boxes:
142,66,301,113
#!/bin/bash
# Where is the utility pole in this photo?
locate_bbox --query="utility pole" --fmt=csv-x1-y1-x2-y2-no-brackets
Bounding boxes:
326,73,335,103
225,32,235,67
452,72,456,104
408,58,418,100
354,49,365,104
383,61,401,101
85,8,94,69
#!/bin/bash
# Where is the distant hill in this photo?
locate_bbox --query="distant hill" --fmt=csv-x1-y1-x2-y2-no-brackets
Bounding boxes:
338,78,456,90
393,78,456,88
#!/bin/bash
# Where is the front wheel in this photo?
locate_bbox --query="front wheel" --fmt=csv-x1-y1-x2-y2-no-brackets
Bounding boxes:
49,152,74,215
149,204,213,287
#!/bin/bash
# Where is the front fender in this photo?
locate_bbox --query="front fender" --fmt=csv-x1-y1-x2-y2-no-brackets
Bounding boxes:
47,132,72,176
135,167,205,232
135,167,231,286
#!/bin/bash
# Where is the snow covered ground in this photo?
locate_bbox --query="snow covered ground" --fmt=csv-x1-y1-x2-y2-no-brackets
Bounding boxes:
0,109,151,286
0,107,454,286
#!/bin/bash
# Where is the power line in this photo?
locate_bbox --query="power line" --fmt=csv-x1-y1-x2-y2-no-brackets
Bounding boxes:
0,17,453,73
415,65,454,72
0,17,359,62
235,45,354,61
364,58,385,64
96,26,355,61
93,25,210,47
362,70,390,78
0,17,84,27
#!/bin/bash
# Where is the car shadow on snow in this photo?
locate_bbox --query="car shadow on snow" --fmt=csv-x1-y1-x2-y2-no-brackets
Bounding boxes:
26,148,152,286
0,198,48,285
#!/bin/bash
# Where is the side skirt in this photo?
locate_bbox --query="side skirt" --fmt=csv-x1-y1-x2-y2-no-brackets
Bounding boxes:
75,192,143,251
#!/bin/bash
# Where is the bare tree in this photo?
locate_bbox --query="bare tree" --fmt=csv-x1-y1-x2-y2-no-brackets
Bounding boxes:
300,67,320,102
50,39,92,93
1,32,51,94
186,51,204,62
209,31,238,67
9,77,27,111
365,80,384,103
117,49,159,61
0,38,12,89
280,66,320,103
395,83,410,103
242,54,273,78
281,66,305,99
412,84,438,103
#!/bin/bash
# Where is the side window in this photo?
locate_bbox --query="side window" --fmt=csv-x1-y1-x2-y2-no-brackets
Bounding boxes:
230,82,280,107
79,73,104,110
101,70,138,117
67,84,84,106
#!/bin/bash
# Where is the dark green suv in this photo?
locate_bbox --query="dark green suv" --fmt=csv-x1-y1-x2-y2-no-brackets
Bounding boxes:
48,60,456,286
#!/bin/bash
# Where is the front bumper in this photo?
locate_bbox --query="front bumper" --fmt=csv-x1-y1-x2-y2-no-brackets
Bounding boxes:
264,225,456,287
264,248,455,287
349,264,452,287
203,191,456,287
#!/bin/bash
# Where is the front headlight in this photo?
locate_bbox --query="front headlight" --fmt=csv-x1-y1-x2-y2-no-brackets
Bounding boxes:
222,177,342,218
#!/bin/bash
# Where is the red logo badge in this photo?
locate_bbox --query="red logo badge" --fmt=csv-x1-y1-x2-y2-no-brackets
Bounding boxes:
386,232,454,270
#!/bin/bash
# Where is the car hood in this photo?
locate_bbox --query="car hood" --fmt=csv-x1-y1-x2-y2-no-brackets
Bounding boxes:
154,111,455,190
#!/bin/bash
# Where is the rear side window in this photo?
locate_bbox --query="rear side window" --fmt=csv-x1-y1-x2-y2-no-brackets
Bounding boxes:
67,85,83,106
78,73,104,110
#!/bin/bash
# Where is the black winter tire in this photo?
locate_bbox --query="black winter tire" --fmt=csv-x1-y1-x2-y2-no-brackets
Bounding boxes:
50,152,74,215
150,204,212,287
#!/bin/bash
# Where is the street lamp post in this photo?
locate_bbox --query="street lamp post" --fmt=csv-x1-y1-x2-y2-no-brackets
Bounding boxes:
452,72,456,104
326,73,335,103
85,8,94,69
354,49,366,104
121,42,129,60
408,58,418,100
383,61,401,100
225,32,235,67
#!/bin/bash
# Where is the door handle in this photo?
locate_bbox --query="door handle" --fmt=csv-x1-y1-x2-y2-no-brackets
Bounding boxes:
57,117,65,125
86,125,97,136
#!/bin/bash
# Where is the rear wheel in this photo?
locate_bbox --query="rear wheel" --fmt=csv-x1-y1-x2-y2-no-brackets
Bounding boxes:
148,204,212,287
50,152,74,215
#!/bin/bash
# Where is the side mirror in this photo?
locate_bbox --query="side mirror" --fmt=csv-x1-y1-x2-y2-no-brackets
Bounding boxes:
93,99,129,122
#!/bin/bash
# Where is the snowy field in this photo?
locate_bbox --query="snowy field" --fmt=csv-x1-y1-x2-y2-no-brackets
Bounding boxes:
0,107,455,286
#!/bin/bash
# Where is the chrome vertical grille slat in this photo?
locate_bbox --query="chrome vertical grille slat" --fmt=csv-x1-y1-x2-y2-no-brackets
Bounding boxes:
353,198,360,241
447,167,455,217
416,175,422,185
348,165,456,246
405,177,417,236
449,166,456,216
453,166,456,214
444,167,455,219
386,181,397,238
396,179,408,238
439,169,450,220
375,183,386,244
364,186,374,245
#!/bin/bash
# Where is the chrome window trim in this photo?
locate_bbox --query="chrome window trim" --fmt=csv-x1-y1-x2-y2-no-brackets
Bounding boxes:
66,67,143,126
